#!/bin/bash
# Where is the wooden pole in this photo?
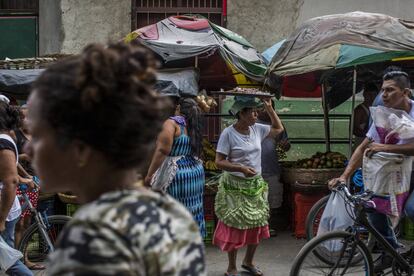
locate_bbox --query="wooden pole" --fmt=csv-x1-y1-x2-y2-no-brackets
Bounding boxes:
321,82,331,152
349,68,357,158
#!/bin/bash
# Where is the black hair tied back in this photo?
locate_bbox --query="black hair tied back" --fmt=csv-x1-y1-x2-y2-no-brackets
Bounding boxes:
179,97,203,157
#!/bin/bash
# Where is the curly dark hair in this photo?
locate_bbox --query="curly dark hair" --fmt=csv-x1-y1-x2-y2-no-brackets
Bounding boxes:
179,97,203,157
31,42,170,171
0,101,20,132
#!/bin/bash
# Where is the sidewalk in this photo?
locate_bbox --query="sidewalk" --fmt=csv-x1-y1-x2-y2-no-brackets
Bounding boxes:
206,231,306,276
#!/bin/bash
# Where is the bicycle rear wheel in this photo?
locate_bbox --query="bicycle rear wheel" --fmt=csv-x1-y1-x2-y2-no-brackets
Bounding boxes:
18,215,71,264
290,231,373,276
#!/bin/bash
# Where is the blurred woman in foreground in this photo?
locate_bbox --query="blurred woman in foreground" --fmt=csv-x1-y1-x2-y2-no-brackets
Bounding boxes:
26,42,206,275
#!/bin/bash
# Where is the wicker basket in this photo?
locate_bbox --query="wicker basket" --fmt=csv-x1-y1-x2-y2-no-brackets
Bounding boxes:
292,182,330,194
281,167,344,185
58,192,79,204
0,54,73,70
0,57,59,70
38,192,56,201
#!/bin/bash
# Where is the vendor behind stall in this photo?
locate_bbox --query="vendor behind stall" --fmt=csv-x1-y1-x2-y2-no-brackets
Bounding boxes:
353,82,378,149
257,101,290,236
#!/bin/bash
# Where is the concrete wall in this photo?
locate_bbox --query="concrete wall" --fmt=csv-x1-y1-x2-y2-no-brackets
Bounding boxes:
227,0,303,52
226,0,414,53
39,0,63,55
39,0,131,55
39,0,414,55
298,0,414,24
60,0,130,54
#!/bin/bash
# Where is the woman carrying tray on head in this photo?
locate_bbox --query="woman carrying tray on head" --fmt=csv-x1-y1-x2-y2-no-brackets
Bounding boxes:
213,96,284,276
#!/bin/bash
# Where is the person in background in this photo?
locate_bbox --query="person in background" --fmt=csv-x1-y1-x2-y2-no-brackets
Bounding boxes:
14,105,44,270
214,96,284,276
0,100,33,276
0,95,10,104
353,83,379,149
329,66,414,273
145,97,206,237
26,42,206,275
257,101,290,236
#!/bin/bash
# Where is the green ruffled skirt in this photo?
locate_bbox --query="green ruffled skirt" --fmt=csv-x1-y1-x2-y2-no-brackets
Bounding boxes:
214,172,269,229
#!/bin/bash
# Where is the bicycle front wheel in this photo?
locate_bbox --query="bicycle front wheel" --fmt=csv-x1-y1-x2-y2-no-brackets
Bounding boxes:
305,195,329,241
290,231,373,276
18,215,71,264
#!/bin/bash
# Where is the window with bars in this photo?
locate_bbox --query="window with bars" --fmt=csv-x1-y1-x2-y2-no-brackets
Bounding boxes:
131,0,227,143
132,0,225,30
0,0,38,14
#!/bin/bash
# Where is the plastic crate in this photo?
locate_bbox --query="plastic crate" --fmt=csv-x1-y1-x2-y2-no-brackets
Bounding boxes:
66,203,80,217
203,193,216,221
37,197,55,217
403,217,414,240
293,192,326,238
204,219,215,245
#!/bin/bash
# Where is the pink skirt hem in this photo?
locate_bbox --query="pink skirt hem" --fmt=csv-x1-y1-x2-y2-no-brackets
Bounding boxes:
213,220,270,252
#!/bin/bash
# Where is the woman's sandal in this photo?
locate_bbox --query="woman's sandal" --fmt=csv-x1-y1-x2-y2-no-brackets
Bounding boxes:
224,272,241,276
28,263,46,270
241,264,263,276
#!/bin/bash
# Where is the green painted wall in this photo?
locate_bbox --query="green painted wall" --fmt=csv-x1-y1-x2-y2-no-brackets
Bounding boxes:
0,17,38,59
221,96,363,161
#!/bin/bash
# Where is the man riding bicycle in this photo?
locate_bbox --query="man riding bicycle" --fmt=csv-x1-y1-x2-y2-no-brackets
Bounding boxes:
329,66,414,273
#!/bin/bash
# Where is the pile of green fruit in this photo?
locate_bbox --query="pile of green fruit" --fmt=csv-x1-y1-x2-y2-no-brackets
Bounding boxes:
295,151,347,169
276,143,287,160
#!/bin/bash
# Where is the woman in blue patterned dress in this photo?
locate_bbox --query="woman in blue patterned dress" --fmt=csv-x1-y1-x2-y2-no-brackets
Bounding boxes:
145,97,205,237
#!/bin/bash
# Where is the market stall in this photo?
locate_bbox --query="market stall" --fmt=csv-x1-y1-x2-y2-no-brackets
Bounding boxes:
265,11,414,237
125,15,273,243
267,11,414,153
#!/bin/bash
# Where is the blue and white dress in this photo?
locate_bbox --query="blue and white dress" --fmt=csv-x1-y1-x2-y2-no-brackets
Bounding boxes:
166,116,206,237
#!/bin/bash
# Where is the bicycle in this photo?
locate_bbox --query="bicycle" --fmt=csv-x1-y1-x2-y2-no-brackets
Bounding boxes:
16,183,71,265
305,172,401,242
290,183,413,276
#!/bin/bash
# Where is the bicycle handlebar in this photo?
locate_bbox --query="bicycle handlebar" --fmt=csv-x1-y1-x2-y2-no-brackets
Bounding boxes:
332,182,376,209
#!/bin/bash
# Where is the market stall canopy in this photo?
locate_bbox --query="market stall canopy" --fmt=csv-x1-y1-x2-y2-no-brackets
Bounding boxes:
0,69,44,98
262,39,285,64
0,67,200,98
154,67,199,97
268,11,414,77
265,12,414,104
125,16,267,89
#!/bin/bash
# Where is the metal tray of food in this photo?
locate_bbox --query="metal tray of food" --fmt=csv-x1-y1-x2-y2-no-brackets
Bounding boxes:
210,87,273,97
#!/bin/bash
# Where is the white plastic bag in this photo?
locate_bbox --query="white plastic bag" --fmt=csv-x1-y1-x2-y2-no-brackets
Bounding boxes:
370,106,414,144
363,152,413,217
151,156,181,193
0,235,23,271
317,190,354,251
317,190,354,236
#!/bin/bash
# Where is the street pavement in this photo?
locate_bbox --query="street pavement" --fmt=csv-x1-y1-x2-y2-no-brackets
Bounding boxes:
19,231,304,276
0,231,305,275
206,231,306,276
10,230,414,275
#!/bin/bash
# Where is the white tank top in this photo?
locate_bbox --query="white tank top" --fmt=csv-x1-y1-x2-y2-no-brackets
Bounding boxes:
0,134,21,221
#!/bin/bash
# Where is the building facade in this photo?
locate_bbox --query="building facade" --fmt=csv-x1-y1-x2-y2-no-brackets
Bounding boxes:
42,0,414,55
3,0,414,57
